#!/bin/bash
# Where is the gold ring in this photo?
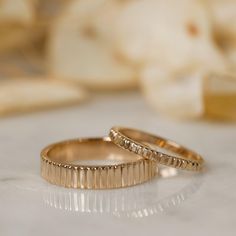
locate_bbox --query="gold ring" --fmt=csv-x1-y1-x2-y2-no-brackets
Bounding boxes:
41,137,157,189
109,127,204,171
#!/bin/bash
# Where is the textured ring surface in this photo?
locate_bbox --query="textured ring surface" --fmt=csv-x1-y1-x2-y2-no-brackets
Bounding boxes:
41,137,157,189
109,127,204,171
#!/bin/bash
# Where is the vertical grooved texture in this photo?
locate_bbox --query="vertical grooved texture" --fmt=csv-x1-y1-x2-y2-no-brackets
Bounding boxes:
41,158,157,189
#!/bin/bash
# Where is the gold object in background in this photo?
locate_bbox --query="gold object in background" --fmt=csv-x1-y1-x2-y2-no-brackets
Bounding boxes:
41,137,157,189
110,127,204,171
0,0,35,53
204,72,236,121
141,68,236,121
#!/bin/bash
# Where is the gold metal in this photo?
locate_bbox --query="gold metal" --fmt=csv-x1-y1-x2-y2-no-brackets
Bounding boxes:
43,174,202,218
109,127,204,171
41,137,157,189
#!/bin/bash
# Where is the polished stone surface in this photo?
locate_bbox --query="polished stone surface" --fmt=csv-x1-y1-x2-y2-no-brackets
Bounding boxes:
0,92,235,236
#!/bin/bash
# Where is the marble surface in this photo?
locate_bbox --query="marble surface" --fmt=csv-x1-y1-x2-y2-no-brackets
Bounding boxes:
0,92,235,236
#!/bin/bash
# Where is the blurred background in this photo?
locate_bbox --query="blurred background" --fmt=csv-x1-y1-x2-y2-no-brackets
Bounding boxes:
0,0,235,121
1,2,236,234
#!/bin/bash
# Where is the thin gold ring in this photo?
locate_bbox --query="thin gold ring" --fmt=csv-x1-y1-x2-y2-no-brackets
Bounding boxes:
41,137,157,189
109,127,204,171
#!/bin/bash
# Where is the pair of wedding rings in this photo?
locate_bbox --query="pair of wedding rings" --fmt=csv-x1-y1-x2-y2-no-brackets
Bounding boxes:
41,127,204,189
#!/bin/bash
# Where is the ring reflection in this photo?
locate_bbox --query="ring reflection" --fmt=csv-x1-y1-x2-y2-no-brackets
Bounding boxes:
43,168,203,218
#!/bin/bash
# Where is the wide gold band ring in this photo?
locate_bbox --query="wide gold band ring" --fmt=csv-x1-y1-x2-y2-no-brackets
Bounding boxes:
41,137,157,189
109,127,204,171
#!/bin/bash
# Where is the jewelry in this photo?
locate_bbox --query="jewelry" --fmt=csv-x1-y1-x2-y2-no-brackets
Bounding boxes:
42,169,203,218
109,127,204,171
41,137,157,189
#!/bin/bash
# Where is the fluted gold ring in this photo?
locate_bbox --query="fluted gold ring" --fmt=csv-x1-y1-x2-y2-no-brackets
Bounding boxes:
109,127,204,171
41,137,157,189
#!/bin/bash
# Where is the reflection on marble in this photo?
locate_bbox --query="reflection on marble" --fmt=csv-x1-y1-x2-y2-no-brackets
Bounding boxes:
42,169,203,218
0,168,203,219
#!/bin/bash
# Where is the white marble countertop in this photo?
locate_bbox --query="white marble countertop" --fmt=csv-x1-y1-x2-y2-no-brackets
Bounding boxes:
0,92,235,236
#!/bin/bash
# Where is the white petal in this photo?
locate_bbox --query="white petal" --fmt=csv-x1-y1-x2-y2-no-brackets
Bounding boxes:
114,0,226,70
48,0,137,89
141,66,205,119
0,79,88,116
